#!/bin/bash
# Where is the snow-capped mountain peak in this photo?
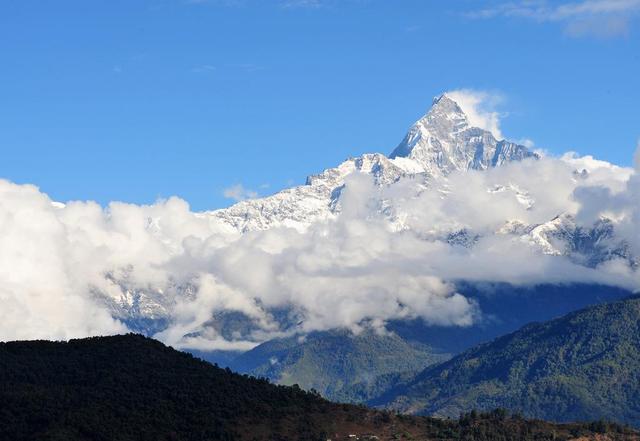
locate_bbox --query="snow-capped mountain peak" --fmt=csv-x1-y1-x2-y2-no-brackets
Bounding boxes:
206,93,540,233
390,94,537,175
417,93,471,138
95,93,635,344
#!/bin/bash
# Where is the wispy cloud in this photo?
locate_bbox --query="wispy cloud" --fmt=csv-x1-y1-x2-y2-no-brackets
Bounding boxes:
1,149,638,349
223,184,259,201
190,63,264,75
445,89,506,139
517,137,536,148
469,0,640,38
226,63,264,73
191,64,217,73
186,0,326,7
280,0,324,8
405,25,421,33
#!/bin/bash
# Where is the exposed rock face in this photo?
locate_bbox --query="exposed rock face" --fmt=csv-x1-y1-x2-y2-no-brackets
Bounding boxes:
390,95,537,175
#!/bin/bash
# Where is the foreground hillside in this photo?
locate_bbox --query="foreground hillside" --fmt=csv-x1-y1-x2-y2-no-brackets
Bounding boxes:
377,296,640,426
1,335,635,441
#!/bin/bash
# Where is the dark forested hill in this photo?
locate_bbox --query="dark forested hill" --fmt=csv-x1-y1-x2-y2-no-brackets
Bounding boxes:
376,295,640,426
1,334,635,441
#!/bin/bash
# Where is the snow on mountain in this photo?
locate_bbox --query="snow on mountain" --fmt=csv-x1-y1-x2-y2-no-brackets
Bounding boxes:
201,93,635,271
207,153,422,233
390,95,538,174
206,94,536,234
96,93,544,331
518,214,633,267
96,93,634,340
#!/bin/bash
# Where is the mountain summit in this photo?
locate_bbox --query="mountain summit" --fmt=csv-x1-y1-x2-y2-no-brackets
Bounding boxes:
89,93,636,399
390,94,538,175
207,93,539,231
103,93,562,340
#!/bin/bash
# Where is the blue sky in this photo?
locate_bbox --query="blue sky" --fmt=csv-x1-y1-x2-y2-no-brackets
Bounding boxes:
1,0,638,210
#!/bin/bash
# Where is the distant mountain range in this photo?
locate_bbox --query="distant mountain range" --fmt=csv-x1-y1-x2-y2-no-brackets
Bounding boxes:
3,91,639,432
1,334,635,441
214,283,632,403
208,94,537,232
374,295,640,426
100,93,635,335
98,93,635,334
78,93,638,415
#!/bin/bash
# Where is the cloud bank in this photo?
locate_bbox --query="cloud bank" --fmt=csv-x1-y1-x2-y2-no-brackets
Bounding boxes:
0,143,639,350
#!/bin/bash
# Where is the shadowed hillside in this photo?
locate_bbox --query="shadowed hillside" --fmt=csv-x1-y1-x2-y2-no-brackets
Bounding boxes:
1,334,636,440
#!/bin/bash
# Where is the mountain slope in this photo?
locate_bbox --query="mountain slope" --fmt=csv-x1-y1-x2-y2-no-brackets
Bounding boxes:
229,329,450,403
85,93,635,379
205,93,536,234
386,283,634,354
98,93,548,337
215,284,632,404
0,334,635,441
377,295,640,426
390,95,537,174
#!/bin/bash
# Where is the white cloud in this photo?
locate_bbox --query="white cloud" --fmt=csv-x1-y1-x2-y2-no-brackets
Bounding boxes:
1,145,640,350
280,0,323,7
564,14,631,37
223,184,258,201
158,154,640,350
192,64,217,73
517,138,536,148
469,0,640,37
471,0,640,20
468,0,640,38
570,141,640,250
445,89,505,139
0,181,128,341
